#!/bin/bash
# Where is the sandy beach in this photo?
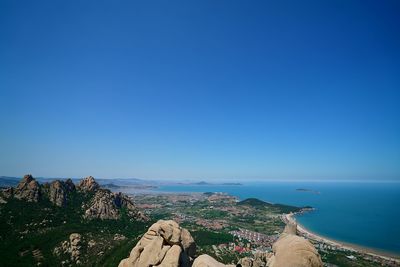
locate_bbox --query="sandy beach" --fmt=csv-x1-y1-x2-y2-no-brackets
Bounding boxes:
285,213,400,265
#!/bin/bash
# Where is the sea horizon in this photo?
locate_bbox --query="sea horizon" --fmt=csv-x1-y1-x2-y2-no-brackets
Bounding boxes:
149,181,400,257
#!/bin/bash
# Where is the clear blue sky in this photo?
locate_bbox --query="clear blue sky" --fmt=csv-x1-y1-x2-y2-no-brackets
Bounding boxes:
1,1,399,180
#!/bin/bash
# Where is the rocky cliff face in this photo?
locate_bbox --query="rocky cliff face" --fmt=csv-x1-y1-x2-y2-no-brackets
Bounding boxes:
77,176,100,192
48,179,76,207
119,220,323,267
14,174,41,202
83,188,147,221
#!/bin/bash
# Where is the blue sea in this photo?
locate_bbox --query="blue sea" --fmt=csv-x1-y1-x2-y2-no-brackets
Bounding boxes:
155,181,400,256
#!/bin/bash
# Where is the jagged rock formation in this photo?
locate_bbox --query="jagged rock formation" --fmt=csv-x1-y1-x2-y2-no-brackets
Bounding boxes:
3,174,147,223
267,222,323,267
118,220,196,267
48,179,76,207
84,189,147,220
77,176,100,192
14,174,41,202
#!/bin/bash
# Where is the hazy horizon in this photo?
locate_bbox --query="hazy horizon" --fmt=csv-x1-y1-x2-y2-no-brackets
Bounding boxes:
2,174,400,184
1,1,399,180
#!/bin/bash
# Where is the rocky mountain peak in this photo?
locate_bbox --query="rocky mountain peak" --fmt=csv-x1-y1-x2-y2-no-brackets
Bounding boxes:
77,176,99,192
21,174,34,183
48,179,76,207
14,174,41,202
83,189,148,221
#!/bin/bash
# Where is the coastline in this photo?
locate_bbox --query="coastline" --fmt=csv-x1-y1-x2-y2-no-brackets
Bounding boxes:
285,213,400,264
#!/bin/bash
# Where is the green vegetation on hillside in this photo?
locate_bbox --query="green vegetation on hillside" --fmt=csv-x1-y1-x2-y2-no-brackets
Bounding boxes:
238,198,302,213
0,194,148,267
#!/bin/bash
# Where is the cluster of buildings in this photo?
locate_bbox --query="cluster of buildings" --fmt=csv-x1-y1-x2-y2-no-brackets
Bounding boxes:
230,228,278,247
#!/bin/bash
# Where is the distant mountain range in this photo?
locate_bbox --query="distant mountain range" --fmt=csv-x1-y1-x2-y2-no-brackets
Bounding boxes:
1,176,243,189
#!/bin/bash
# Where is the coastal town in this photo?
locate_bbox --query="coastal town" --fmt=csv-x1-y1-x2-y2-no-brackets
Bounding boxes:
131,191,400,267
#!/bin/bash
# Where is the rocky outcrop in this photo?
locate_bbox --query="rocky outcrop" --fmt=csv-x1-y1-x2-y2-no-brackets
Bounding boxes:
84,189,119,219
267,222,323,267
120,220,323,267
234,222,323,267
235,252,272,267
53,233,83,265
77,176,99,192
14,174,41,202
192,255,235,267
69,233,82,264
9,174,146,222
48,179,76,207
118,220,196,267
0,187,13,204
84,189,147,221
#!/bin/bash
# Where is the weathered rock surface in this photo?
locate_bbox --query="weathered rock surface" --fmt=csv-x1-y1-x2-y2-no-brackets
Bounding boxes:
14,174,41,202
84,189,119,219
84,189,147,221
120,220,323,267
118,220,196,267
77,176,99,192
9,174,146,222
237,257,254,267
70,233,82,264
267,222,323,267
48,179,76,207
236,252,272,267
53,233,83,265
192,255,235,267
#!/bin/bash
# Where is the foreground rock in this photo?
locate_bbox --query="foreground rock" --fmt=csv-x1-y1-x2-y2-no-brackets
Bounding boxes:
120,220,323,267
118,220,196,267
192,255,235,267
267,222,323,267
14,174,41,202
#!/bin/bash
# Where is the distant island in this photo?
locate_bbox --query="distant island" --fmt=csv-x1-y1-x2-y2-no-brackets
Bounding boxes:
190,181,242,186
296,188,320,194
